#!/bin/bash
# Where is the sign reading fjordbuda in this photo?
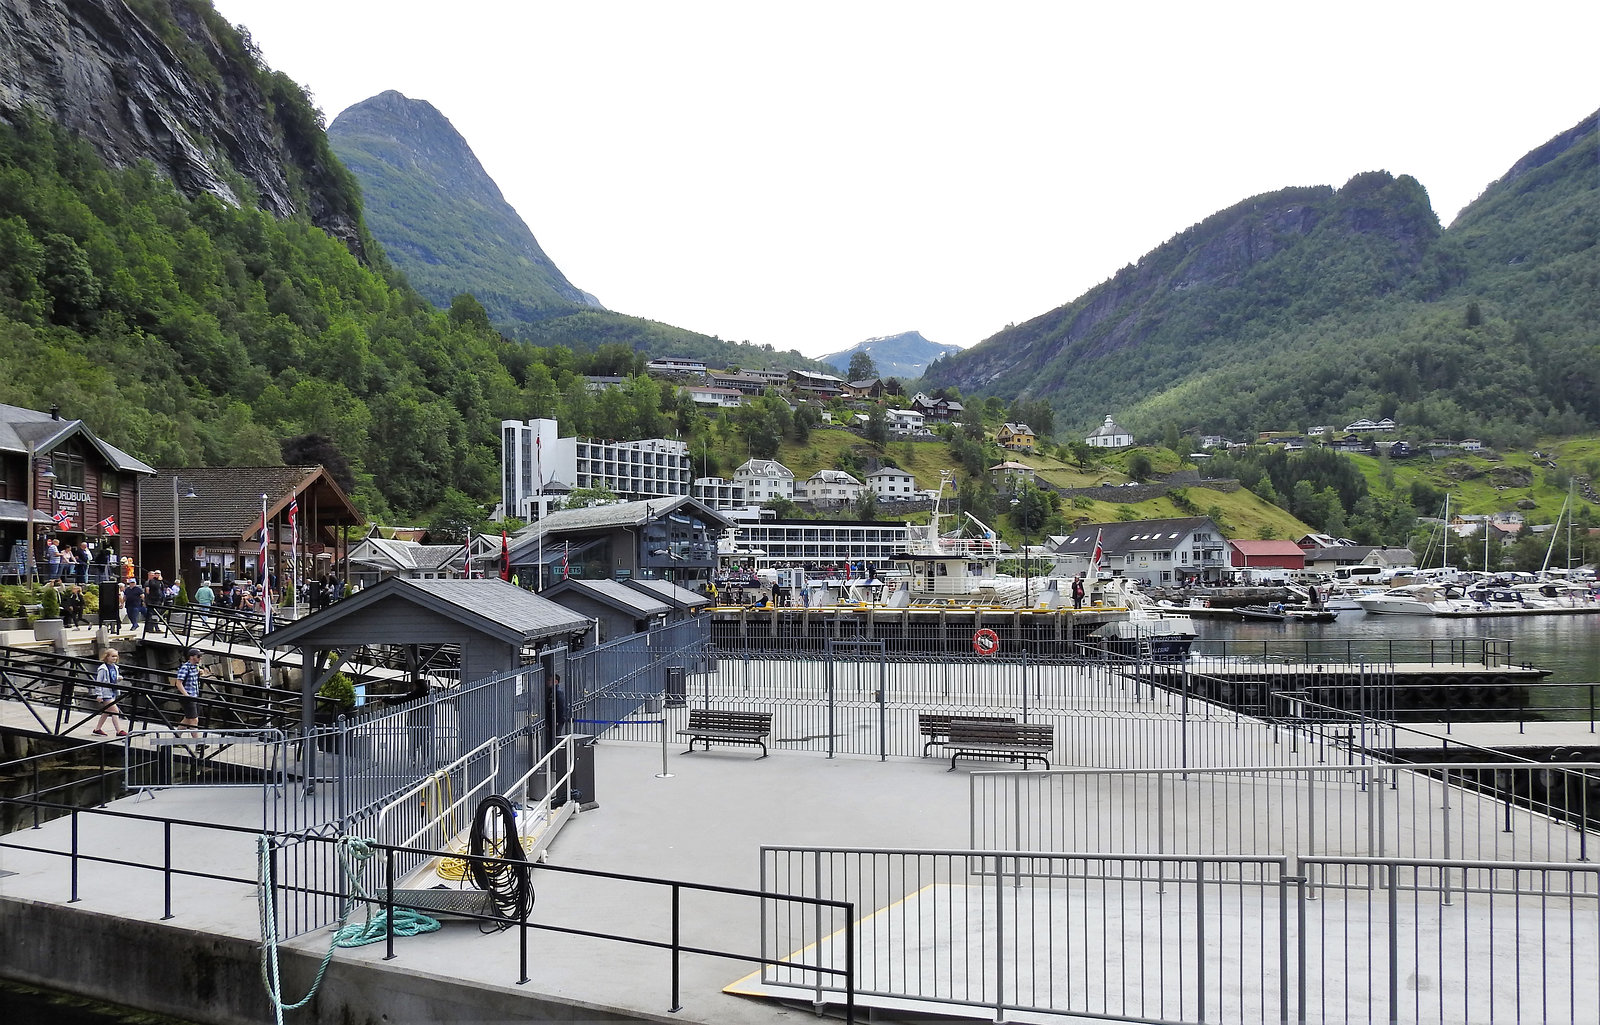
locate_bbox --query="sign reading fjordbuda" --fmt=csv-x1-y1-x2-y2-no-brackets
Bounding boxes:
49,487,92,504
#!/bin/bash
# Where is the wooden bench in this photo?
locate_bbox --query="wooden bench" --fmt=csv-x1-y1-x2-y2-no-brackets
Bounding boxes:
677,708,773,759
917,713,1016,756
945,720,1053,772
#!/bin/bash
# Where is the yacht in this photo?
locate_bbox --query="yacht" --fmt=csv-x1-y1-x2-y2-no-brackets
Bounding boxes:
1352,582,1476,616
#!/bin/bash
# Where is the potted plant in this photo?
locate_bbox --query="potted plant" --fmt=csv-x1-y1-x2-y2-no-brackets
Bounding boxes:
314,670,368,758
33,585,65,643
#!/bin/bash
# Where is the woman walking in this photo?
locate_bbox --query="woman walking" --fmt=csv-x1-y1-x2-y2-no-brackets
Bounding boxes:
92,649,127,736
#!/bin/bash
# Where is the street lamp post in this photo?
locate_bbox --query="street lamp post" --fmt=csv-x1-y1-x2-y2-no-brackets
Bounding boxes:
24,441,56,585
1010,493,1031,608
173,475,197,592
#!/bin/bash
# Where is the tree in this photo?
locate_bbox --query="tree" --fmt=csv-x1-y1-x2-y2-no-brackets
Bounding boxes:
853,490,878,520
427,488,485,544
563,483,621,509
1127,452,1153,481
865,406,889,450
847,351,878,381
280,433,356,495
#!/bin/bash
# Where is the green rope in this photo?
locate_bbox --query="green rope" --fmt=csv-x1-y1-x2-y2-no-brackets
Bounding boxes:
256,835,440,1024
332,908,441,947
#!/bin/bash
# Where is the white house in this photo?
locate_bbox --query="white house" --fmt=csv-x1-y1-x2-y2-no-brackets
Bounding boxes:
867,467,917,501
682,386,745,408
797,469,864,504
1051,517,1231,586
1344,417,1396,433
1086,415,1132,449
885,408,925,435
734,458,796,505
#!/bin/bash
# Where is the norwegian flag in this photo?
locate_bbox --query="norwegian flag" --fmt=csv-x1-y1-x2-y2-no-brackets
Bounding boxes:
98,515,118,535
500,529,510,581
258,518,268,585
1091,529,1104,575
51,510,72,529
288,497,298,529
561,541,569,579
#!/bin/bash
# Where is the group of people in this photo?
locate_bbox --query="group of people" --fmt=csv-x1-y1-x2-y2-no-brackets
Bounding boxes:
33,536,121,585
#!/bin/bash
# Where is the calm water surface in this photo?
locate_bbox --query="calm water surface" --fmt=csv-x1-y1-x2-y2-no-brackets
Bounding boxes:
1195,610,1600,718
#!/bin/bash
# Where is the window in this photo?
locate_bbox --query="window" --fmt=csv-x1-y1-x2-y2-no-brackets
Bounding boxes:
55,454,85,488
100,471,119,495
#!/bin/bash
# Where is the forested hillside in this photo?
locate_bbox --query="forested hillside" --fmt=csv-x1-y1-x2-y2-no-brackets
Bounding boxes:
922,111,1599,446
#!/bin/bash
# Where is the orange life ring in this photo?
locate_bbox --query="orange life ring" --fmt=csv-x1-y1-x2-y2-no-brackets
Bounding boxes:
973,628,1000,656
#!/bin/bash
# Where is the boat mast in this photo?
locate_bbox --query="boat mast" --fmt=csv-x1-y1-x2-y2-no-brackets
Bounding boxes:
1539,486,1570,578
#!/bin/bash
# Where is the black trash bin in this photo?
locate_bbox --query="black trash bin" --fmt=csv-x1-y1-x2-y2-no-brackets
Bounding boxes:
665,666,686,708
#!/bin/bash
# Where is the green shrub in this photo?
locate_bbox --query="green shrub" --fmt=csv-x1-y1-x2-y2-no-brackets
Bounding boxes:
317,671,357,712
40,586,60,619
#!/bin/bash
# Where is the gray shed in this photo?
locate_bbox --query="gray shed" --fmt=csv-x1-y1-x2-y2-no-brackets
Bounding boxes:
265,578,591,777
623,578,711,621
539,578,672,643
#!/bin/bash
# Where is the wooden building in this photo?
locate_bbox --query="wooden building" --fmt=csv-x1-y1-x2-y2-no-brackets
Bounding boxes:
0,403,155,581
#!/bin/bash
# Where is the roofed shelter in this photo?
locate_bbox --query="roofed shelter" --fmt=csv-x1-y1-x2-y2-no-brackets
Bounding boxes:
265,577,592,785
139,466,363,595
539,578,672,642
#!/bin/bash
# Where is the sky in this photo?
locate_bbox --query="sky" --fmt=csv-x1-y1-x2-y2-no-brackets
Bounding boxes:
211,1,1598,359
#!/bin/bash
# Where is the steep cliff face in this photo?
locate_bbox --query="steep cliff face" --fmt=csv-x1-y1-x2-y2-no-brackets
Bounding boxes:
328,90,600,322
0,0,363,256
922,172,1442,405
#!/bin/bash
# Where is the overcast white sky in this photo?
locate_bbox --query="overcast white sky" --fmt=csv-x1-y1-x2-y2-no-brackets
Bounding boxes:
212,0,1597,359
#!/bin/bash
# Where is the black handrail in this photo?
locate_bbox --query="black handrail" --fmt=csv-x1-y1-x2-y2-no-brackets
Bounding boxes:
0,796,857,1021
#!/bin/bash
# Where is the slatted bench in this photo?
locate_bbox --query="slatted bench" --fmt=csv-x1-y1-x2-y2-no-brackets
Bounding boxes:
678,708,773,758
945,720,1053,771
917,713,1017,756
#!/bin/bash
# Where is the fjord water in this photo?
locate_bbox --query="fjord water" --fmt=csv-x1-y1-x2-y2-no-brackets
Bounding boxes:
1195,610,1600,718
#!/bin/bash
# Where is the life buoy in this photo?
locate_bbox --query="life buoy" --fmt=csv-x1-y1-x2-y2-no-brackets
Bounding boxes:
973,628,1000,656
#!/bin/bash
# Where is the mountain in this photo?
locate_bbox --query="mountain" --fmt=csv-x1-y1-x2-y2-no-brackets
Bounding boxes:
0,0,365,256
328,90,833,376
327,91,601,321
819,331,963,380
922,110,1599,445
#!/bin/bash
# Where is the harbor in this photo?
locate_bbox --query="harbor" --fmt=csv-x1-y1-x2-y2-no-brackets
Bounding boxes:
1,592,1598,1024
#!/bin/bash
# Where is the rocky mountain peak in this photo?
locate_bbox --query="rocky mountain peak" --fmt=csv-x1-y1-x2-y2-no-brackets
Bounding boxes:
0,0,363,257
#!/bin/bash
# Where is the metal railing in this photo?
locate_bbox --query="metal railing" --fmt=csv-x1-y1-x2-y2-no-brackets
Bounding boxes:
0,796,856,1020
970,762,1599,877
573,651,1349,770
761,844,1600,1025
762,845,1292,1025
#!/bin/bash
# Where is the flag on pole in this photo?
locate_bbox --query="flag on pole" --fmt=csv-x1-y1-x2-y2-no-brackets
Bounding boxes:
260,494,271,686
1091,529,1104,576
561,541,569,579
500,529,510,581
51,510,72,529
288,497,298,616
462,537,472,579
98,515,118,535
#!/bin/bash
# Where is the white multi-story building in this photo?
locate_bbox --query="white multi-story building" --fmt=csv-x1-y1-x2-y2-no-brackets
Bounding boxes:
797,469,864,504
867,467,917,500
501,419,691,520
734,459,796,505
735,519,910,571
691,476,748,510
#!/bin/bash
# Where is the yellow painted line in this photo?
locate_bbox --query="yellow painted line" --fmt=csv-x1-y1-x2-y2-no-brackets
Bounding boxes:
723,880,941,995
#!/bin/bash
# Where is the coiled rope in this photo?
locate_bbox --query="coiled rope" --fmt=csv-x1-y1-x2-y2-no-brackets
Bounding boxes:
257,834,440,1025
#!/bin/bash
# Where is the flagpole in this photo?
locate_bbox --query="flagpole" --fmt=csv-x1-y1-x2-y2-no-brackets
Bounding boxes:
290,498,299,620
535,430,543,591
260,494,271,689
